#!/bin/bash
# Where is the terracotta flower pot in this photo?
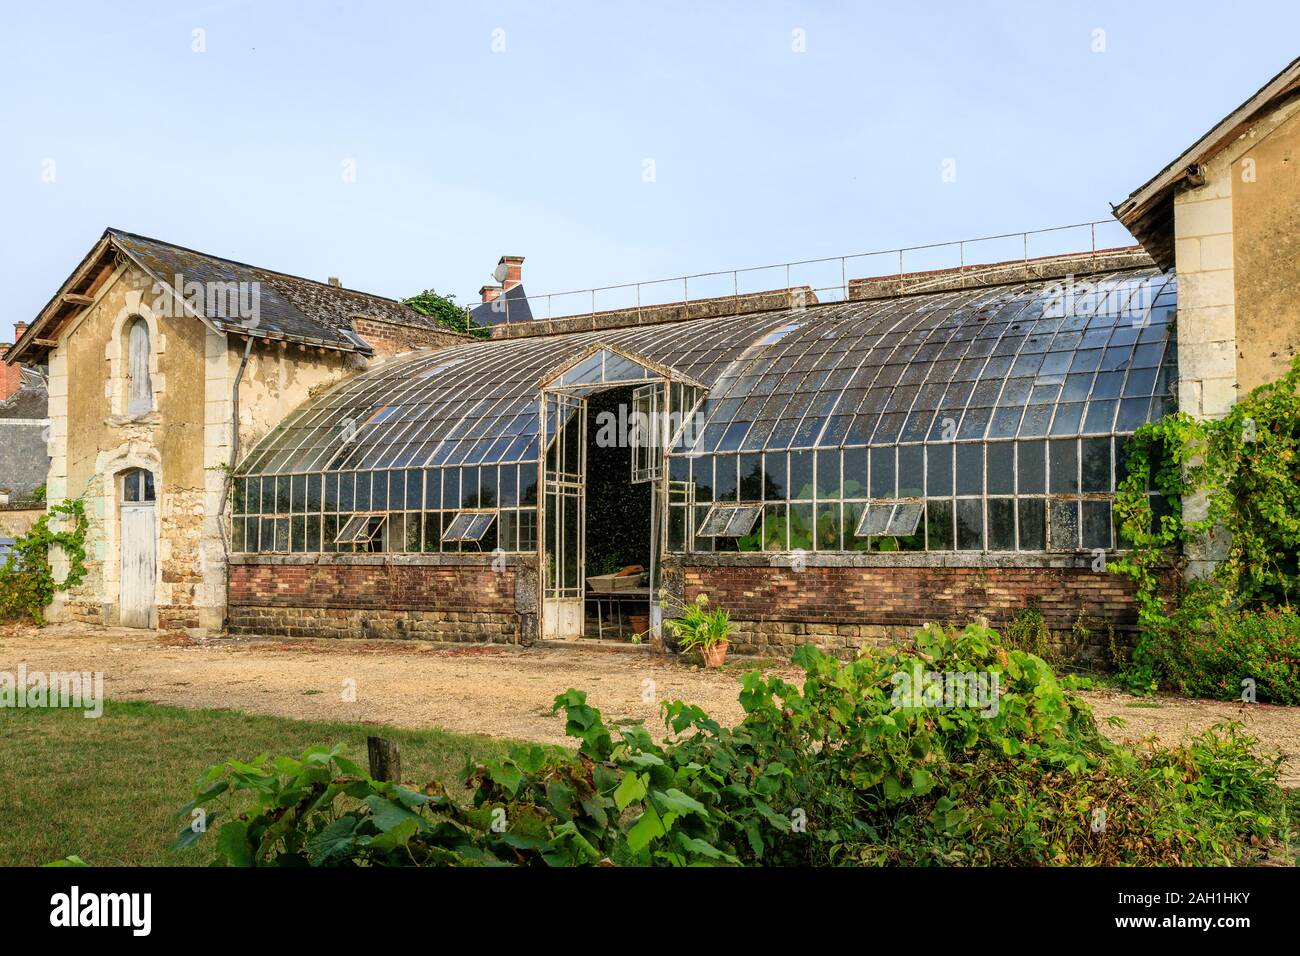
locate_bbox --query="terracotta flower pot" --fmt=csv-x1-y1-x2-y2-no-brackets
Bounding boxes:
700,641,729,668
628,613,650,637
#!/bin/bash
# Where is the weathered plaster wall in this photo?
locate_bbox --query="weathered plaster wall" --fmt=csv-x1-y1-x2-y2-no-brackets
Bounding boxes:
47,264,213,628
1232,106,1300,391
1174,93,1300,420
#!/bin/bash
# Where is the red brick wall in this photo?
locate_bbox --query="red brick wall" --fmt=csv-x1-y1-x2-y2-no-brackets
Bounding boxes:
229,561,515,613
676,562,1150,661
352,318,466,355
683,564,1139,632
0,360,21,402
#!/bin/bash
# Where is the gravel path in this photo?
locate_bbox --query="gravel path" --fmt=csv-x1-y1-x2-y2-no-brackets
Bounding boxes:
2,623,1295,785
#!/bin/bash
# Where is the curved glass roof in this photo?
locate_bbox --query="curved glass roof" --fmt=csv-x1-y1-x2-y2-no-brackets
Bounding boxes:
238,267,1175,477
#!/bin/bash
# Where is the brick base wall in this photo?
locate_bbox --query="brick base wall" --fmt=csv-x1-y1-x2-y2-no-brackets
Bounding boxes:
675,559,1149,662
227,558,527,644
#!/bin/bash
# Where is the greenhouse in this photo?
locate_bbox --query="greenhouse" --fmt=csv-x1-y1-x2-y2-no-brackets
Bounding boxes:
232,265,1176,640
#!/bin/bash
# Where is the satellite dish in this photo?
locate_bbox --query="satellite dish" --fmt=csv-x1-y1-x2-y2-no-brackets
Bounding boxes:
492,262,510,284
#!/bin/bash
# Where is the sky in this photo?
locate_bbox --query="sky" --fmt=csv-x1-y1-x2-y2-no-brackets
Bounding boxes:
2,1,1298,339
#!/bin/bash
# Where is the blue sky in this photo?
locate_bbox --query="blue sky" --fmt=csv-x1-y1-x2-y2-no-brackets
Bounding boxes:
3,1,1297,338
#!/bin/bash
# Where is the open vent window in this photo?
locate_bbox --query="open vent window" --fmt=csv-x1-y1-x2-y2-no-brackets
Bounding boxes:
442,511,497,543
334,513,387,545
699,503,762,538
855,500,923,538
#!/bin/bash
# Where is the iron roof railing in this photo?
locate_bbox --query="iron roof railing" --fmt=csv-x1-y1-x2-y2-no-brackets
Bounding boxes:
468,219,1141,326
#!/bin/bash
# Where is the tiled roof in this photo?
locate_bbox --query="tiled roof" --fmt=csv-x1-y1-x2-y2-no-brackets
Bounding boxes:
108,229,444,353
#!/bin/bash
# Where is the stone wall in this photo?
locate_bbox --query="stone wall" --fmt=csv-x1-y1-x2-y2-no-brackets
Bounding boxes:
227,553,538,644
665,553,1151,662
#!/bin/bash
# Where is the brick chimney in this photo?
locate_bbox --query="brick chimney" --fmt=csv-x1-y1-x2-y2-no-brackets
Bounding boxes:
479,285,502,304
0,321,26,401
498,255,524,291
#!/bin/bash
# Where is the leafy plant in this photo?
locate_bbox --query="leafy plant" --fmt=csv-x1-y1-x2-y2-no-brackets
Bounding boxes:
403,289,491,339
0,498,89,623
661,592,733,655
171,620,1291,868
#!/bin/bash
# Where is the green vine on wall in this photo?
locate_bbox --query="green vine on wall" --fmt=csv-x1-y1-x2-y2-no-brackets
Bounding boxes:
0,498,90,624
1111,355,1300,684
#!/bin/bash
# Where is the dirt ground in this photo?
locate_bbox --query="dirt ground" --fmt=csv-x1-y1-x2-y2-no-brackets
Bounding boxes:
2,623,1296,786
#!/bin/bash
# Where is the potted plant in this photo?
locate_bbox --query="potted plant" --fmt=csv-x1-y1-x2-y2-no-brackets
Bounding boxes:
663,593,733,667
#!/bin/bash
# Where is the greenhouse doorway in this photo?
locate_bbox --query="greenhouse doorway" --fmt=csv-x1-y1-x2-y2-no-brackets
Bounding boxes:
582,386,653,640
539,346,696,642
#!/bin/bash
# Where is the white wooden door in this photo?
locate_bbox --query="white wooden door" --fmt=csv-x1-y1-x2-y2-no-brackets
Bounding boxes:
120,469,156,628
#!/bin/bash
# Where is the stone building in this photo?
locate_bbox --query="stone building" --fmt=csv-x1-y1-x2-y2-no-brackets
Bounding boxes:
4,229,465,629
6,56,1299,654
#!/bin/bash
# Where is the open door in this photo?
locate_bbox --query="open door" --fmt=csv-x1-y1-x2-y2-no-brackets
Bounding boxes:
630,382,666,639
542,393,585,639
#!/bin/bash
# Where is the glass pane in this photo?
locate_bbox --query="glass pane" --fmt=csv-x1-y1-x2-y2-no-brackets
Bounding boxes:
815,450,840,500
715,456,738,502
956,499,983,550
986,442,1014,494
869,446,895,498
1080,437,1112,492
1018,498,1046,550
763,452,787,500
740,453,764,500
788,503,814,550
1049,499,1080,549
1082,499,1112,549
987,499,1015,550
1017,440,1045,494
763,503,787,551
789,451,815,500
897,445,924,497
1049,440,1079,494
926,444,953,497
926,499,954,550
842,446,868,499
815,502,841,551
692,457,714,502
955,444,983,495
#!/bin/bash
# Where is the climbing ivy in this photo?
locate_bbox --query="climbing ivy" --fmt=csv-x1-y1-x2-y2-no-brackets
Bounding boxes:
1111,355,1300,690
0,498,90,624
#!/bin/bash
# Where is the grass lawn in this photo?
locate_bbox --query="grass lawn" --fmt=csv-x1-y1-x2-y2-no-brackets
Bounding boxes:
0,699,523,867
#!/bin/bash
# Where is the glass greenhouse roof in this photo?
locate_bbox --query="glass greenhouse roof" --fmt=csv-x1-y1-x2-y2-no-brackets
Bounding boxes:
237,267,1176,477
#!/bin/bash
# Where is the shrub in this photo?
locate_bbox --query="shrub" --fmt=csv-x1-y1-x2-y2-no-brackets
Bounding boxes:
173,622,1292,867
1143,606,1300,705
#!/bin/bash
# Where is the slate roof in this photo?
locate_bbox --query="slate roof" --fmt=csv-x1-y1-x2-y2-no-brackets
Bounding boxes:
469,282,534,326
107,229,445,353
0,367,47,421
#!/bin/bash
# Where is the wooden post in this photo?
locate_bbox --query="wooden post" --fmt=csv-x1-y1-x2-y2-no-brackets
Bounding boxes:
367,736,401,782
